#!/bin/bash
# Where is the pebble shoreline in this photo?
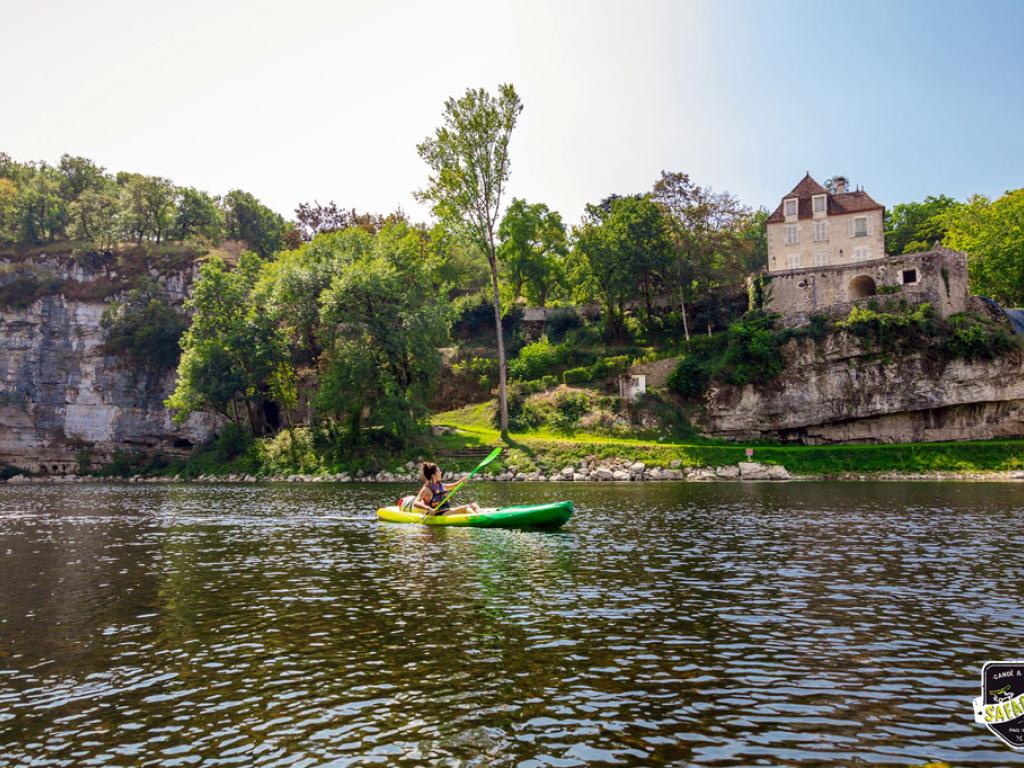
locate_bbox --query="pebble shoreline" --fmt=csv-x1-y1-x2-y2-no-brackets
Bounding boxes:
4,461,1024,484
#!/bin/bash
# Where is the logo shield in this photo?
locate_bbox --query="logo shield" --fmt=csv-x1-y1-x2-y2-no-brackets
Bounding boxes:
974,661,1024,749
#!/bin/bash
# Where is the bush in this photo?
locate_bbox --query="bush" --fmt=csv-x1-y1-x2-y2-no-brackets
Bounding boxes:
942,314,1017,361
591,355,631,380
545,307,582,340
257,427,321,474
718,313,784,387
667,357,710,400
563,366,592,385
101,281,188,370
551,392,589,432
508,335,565,380
836,301,936,352
451,355,498,388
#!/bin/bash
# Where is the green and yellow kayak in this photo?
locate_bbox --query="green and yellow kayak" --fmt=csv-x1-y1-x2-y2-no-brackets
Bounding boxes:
376,500,574,530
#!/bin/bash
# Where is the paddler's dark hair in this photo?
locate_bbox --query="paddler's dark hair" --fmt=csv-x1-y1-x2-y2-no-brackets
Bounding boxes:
421,462,440,482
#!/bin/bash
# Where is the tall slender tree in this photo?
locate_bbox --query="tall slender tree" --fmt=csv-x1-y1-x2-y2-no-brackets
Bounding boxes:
416,84,522,439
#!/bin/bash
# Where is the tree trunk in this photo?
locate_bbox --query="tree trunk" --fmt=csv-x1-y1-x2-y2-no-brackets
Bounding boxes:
488,253,509,440
678,287,690,341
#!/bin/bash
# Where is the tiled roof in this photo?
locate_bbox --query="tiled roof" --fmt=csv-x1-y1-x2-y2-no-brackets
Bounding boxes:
767,173,884,223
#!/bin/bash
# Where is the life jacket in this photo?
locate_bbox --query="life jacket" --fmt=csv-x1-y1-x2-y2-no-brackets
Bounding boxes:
428,481,450,511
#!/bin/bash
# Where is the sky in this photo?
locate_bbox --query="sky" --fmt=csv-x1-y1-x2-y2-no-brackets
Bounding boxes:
2,0,1023,225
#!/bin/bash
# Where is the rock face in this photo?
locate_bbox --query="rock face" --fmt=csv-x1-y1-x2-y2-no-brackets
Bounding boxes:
701,331,1024,444
0,252,217,472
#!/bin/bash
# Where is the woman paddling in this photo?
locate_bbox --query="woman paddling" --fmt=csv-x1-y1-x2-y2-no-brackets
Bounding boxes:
411,462,481,516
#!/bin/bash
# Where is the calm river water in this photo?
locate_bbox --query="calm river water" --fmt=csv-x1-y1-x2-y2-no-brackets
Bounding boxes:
1,481,1023,766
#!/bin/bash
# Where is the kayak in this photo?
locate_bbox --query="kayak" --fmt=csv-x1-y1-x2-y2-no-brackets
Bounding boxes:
376,500,574,530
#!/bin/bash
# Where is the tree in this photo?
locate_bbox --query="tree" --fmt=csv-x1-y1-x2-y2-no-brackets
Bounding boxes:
885,195,961,255
942,190,1024,306
316,229,448,445
166,254,288,432
17,167,68,243
0,178,17,243
57,155,107,201
573,195,673,338
416,84,522,439
69,186,120,252
224,190,287,257
101,280,188,370
175,187,224,242
497,198,568,306
652,171,752,339
118,174,176,243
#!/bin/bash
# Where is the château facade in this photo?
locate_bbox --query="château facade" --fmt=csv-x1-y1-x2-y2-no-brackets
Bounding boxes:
760,173,979,326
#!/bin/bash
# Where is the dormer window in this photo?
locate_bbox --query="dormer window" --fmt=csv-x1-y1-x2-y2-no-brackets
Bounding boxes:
812,195,826,214
784,198,798,217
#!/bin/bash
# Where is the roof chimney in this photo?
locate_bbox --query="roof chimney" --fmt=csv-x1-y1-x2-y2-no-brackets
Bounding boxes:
834,176,848,194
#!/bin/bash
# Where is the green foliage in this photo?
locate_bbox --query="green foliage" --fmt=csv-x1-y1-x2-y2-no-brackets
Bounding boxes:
942,313,1018,361
508,335,565,380
885,195,961,255
574,194,673,337
836,301,937,352
551,391,590,431
118,174,177,244
176,187,224,243
943,190,1024,305
166,254,289,431
0,263,63,308
718,312,784,386
256,427,322,474
452,356,498,388
876,284,902,295
498,198,568,305
562,366,592,385
223,189,287,257
101,280,188,370
667,356,710,400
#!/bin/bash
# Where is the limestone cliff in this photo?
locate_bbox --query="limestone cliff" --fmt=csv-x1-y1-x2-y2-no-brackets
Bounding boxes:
700,331,1024,443
0,250,217,472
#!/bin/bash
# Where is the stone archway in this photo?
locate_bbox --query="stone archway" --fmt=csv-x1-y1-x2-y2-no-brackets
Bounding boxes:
849,275,877,299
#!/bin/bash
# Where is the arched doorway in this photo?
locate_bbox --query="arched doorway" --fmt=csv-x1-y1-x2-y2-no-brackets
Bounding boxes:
849,275,877,299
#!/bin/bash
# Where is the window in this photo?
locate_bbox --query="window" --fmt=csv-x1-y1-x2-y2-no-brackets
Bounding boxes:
814,252,828,267
812,195,826,214
814,220,828,242
784,198,798,217
902,268,918,285
853,246,869,260
787,253,802,269
784,224,800,245
853,216,868,237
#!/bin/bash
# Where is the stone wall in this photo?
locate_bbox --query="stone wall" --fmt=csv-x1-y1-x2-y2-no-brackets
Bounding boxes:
0,251,217,472
761,247,971,326
699,331,1024,444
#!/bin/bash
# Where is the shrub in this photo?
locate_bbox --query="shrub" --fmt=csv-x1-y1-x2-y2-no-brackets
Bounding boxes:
508,335,565,380
563,366,592,385
836,302,936,352
551,392,590,432
257,427,321,474
451,355,498,388
667,357,710,400
101,281,188,370
545,307,582,340
718,312,784,387
591,355,631,379
942,314,1017,361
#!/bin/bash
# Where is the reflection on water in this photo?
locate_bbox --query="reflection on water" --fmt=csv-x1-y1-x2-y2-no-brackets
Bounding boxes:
1,481,1024,766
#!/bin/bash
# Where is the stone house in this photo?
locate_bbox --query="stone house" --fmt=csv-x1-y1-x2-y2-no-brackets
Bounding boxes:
760,173,980,325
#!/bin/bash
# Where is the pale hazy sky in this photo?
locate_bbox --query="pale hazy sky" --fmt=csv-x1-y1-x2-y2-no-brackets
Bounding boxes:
3,0,1023,225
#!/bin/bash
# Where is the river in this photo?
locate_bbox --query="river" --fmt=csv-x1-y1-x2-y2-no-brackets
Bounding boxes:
1,481,1022,766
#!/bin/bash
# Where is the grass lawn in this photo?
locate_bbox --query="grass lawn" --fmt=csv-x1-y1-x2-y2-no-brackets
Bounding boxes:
431,403,1024,476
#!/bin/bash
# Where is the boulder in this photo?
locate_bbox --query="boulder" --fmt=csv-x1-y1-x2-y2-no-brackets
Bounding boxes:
612,470,630,481
7,474,27,483
572,472,587,482
593,468,614,481
738,462,766,477
767,465,790,480
669,459,682,468
560,466,575,478
716,465,740,478
628,462,646,473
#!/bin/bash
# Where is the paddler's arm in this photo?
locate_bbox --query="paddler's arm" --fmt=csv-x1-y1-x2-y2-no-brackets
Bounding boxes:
411,486,436,514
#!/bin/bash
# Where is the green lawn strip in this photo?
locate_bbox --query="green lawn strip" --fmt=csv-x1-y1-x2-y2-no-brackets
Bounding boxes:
431,407,1024,476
